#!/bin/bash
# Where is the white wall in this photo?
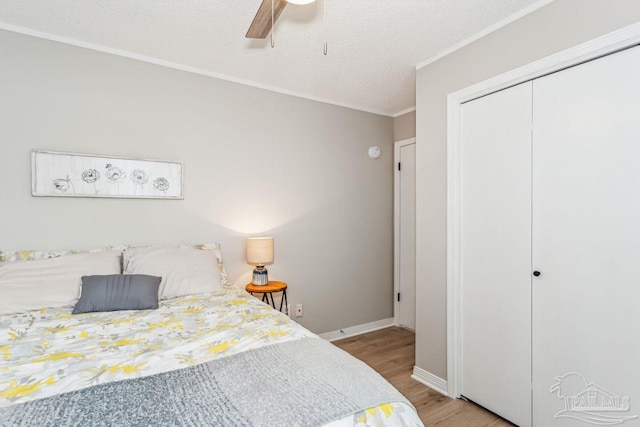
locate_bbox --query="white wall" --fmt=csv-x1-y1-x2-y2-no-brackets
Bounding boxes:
415,0,640,380
0,29,395,334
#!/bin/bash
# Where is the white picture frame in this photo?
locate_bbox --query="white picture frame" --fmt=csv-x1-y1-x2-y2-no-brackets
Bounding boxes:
31,150,184,199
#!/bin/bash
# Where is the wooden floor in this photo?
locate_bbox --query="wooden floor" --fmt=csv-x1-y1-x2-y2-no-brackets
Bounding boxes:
333,327,512,427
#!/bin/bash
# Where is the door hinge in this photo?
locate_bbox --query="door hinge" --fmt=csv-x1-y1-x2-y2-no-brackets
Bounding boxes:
398,162,401,171
397,292,401,302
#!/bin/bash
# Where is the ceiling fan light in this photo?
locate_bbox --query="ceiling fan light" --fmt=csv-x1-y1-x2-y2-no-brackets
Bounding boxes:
287,0,316,4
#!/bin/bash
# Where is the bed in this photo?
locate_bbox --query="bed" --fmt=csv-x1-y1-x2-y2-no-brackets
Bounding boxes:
0,244,423,427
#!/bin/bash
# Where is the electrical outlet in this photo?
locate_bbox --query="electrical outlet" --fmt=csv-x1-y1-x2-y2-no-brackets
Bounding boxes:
295,304,303,317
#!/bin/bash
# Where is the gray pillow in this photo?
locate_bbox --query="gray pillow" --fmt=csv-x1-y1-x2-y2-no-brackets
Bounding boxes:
72,274,161,314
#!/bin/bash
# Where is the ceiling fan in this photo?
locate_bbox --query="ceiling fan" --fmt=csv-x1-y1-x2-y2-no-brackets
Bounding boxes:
246,0,316,39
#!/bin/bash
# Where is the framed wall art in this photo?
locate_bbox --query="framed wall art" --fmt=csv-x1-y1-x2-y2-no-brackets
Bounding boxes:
31,150,183,199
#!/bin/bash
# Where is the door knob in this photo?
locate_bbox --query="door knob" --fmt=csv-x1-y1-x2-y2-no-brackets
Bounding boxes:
533,271,541,277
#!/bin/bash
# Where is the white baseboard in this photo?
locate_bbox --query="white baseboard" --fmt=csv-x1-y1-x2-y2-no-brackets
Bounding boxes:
412,366,449,397
319,318,394,342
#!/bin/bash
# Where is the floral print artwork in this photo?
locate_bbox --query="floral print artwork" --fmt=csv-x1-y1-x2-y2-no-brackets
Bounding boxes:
81,169,100,194
130,169,149,195
32,151,182,199
130,169,148,186
153,177,170,193
52,175,75,194
81,169,100,184
105,164,126,184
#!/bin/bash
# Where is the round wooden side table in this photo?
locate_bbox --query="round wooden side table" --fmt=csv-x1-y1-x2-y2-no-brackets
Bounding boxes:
246,281,288,314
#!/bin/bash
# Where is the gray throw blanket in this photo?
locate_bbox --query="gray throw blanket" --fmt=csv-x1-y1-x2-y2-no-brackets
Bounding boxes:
1,337,412,427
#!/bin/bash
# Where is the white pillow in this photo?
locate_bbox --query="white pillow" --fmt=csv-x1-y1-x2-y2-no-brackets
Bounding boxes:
123,246,223,299
0,251,122,315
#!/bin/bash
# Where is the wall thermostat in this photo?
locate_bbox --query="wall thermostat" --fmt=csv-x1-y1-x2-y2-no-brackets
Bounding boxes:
368,146,381,159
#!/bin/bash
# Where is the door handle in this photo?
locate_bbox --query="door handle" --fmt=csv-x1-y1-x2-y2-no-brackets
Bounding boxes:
533,271,541,277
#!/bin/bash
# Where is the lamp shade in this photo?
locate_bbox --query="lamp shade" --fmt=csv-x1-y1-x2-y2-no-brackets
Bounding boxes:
246,237,274,266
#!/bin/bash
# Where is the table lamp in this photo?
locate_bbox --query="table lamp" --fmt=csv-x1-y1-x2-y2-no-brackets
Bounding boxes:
246,237,274,286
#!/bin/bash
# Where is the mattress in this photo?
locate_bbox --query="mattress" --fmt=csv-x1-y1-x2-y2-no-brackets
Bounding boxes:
0,288,422,426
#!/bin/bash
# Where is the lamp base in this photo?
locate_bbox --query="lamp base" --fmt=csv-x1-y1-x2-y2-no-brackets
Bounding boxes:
252,266,269,286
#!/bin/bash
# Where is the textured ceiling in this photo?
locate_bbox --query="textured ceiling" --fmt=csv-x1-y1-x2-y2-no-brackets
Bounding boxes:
0,0,546,116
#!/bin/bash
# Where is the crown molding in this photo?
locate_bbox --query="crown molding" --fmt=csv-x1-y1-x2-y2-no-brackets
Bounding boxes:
416,0,556,70
392,106,416,118
0,22,394,117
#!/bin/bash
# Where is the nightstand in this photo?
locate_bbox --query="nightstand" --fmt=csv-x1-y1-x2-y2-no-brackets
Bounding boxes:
246,281,288,314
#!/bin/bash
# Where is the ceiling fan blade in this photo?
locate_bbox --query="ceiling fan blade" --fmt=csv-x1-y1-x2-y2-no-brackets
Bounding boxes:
246,0,288,39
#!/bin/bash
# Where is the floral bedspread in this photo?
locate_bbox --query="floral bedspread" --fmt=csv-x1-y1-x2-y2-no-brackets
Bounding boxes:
0,289,421,426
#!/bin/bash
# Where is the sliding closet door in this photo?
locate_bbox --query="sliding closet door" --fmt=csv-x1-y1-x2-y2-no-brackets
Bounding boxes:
460,82,532,427
532,46,640,426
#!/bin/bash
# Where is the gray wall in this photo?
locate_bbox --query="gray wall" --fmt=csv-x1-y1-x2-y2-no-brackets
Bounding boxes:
393,111,415,141
415,0,640,380
0,30,395,334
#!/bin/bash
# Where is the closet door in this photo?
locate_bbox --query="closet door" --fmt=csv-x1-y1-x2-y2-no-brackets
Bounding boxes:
460,81,532,427
532,46,640,426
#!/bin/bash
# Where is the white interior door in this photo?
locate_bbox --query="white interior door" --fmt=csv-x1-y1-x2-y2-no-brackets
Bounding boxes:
396,141,416,330
532,46,640,426
460,82,533,427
